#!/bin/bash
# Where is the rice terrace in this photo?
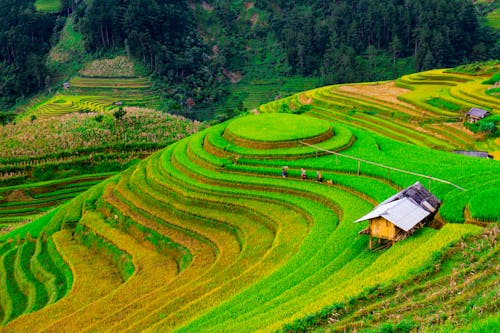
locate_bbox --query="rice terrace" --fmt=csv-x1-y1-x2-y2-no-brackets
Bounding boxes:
0,0,499,332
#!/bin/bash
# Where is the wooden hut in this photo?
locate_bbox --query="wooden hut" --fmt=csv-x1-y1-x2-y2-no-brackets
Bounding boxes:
466,108,489,123
354,182,440,249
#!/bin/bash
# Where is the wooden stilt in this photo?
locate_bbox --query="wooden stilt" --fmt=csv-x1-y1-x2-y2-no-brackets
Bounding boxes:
369,236,372,250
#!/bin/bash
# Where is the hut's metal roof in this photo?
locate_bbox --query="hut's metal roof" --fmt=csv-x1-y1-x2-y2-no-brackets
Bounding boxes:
466,108,489,118
379,182,440,212
453,150,493,159
354,182,440,231
354,197,430,232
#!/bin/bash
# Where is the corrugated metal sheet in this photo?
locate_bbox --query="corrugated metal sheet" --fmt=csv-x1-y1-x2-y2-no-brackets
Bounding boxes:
378,181,440,212
466,108,489,118
354,200,401,222
453,150,492,159
354,198,430,232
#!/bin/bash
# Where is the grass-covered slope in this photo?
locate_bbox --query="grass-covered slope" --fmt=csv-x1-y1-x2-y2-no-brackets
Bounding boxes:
0,112,497,331
34,0,61,13
22,55,160,121
260,65,500,155
0,108,202,232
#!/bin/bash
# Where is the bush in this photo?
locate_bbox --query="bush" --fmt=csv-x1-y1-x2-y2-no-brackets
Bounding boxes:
113,107,126,120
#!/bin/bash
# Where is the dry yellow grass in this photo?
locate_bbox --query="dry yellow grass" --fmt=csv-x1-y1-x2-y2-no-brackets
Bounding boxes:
491,151,500,160
2,230,123,332
298,93,313,105
79,56,136,78
40,210,178,331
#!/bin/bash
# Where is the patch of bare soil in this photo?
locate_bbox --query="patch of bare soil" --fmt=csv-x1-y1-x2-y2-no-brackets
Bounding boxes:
202,1,214,11
251,13,259,26
212,45,219,56
446,122,480,139
6,189,33,202
222,68,243,83
298,93,313,105
337,82,423,116
244,2,255,9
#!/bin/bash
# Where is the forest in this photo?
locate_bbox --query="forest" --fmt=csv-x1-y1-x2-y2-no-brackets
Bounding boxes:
0,0,498,113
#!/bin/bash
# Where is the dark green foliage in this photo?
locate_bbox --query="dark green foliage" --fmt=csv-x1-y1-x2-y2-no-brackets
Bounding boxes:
0,112,16,125
113,107,126,121
19,241,49,312
447,60,500,75
3,248,27,322
38,237,69,299
216,0,497,80
483,73,500,84
426,98,462,111
77,0,225,109
465,115,500,136
0,0,56,108
1,0,497,120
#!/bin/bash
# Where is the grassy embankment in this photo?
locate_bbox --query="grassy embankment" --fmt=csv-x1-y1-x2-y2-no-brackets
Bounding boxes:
0,109,497,331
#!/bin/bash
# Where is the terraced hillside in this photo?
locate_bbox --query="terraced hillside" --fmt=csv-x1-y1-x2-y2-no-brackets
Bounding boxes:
260,66,500,155
0,108,201,233
23,56,161,120
1,112,498,331
0,173,114,234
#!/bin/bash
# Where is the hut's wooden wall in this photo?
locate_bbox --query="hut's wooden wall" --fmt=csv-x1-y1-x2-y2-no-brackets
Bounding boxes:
369,217,396,240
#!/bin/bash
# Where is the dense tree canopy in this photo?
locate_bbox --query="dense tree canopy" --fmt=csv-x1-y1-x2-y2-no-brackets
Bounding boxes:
0,0,497,111
0,0,55,108
77,0,224,108
234,0,498,82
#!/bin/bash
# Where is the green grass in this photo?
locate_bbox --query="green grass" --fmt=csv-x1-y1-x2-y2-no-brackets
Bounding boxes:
483,73,500,85
34,0,61,13
206,122,352,159
486,8,500,30
468,187,500,222
48,16,84,67
226,113,330,142
426,97,463,111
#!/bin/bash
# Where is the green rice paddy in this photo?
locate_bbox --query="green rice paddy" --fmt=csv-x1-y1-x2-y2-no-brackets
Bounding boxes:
0,67,498,332
226,113,330,142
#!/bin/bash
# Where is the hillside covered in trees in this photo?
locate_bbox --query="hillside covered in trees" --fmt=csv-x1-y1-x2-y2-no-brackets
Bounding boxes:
0,0,498,116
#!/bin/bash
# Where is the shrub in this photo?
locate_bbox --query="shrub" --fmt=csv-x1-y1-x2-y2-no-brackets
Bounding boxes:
113,108,126,121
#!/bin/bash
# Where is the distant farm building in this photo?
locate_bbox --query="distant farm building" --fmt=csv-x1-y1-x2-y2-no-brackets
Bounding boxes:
466,108,489,123
453,150,493,159
354,182,440,249
63,82,71,89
